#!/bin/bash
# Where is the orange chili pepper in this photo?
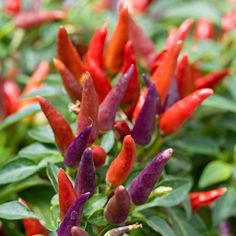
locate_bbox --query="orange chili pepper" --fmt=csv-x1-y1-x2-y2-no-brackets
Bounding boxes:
195,70,229,89
106,135,136,187
159,88,213,135
57,26,85,81
105,7,130,74
37,96,75,154
58,168,77,221
176,54,195,98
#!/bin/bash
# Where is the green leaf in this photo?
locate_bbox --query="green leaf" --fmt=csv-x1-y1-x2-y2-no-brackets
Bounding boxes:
135,178,192,211
199,161,233,188
0,201,38,220
212,186,236,226
100,130,115,153
0,158,39,185
46,163,59,192
28,125,55,144
144,216,175,236
0,104,40,130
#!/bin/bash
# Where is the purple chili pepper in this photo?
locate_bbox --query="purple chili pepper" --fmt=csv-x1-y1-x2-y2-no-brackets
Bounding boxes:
128,148,173,205
98,65,134,132
162,77,179,112
75,148,96,197
104,185,131,224
71,226,90,236
218,220,233,236
57,192,90,236
142,74,162,115
131,82,159,146
104,223,142,236
64,125,92,168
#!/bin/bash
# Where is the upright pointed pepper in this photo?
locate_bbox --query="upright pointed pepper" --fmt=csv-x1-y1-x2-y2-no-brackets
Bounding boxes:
189,188,227,211
128,148,173,205
149,49,167,75
194,18,214,40
53,58,82,102
113,120,131,142
14,10,65,28
121,41,140,118
176,54,195,98
131,82,160,146
58,169,77,221
58,192,90,236
98,65,134,132
77,72,99,143
75,148,96,197
71,226,90,236
195,70,229,89
91,145,107,167
64,125,92,168
86,23,108,69
37,96,75,154
160,89,213,135
57,26,85,81
105,7,130,74
104,186,131,224
106,135,136,187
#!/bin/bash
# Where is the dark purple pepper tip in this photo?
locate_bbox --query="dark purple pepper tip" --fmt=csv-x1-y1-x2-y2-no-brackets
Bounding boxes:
142,74,151,87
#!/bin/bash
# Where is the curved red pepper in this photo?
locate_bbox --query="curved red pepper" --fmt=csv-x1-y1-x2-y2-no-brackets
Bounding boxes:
159,88,213,135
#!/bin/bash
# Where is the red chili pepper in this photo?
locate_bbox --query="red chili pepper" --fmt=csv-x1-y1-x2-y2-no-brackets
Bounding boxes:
121,41,140,118
53,58,82,103
86,58,111,103
18,198,49,236
176,54,195,98
165,28,177,50
132,89,146,122
151,40,182,104
106,135,136,187
37,96,75,155
86,23,108,70
58,168,77,221
20,61,49,108
195,70,229,89
1,78,20,117
194,18,214,40
149,49,167,76
91,145,107,167
129,16,156,66
77,72,99,143
159,88,213,135
105,7,130,74
129,0,153,12
189,188,227,211
113,120,131,142
57,26,85,81
14,10,65,28
221,10,236,32
4,0,21,14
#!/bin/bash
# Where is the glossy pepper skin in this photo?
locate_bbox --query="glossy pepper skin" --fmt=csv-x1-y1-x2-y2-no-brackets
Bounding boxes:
58,168,77,221
57,192,90,236
195,70,229,89
105,7,130,74
53,58,82,102
194,18,214,40
91,145,107,167
36,96,75,155
121,41,140,118
131,82,159,146
98,65,134,132
149,49,167,76
64,125,92,168
176,54,195,98
128,148,173,205
86,23,108,70
189,188,227,211
57,26,85,81
14,10,65,28
71,226,90,236
18,198,48,236
113,120,131,142
75,148,96,197
4,0,21,14
106,135,136,187
77,72,99,143
104,186,131,224
159,89,213,135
